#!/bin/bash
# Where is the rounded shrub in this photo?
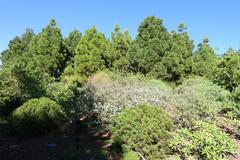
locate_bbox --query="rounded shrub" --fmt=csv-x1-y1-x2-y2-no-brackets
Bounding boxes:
171,77,231,127
11,97,66,135
178,77,231,102
110,105,174,159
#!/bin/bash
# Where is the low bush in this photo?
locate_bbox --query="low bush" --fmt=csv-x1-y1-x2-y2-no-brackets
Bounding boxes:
110,105,174,159
170,121,237,160
11,97,66,135
170,77,231,127
178,77,231,102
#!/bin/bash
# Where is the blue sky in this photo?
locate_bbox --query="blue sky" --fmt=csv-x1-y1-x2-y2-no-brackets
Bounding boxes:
1,0,240,54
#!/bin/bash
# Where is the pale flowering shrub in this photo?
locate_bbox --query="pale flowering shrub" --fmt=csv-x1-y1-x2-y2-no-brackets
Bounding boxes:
86,73,230,127
88,71,173,123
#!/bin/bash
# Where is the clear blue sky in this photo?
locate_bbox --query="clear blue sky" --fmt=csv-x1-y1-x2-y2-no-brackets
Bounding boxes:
1,0,240,54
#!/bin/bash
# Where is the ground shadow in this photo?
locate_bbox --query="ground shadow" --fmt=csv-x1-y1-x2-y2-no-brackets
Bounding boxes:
0,121,111,160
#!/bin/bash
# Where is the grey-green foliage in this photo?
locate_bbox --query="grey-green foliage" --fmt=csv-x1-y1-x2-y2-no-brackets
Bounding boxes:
46,82,95,118
170,121,237,160
170,77,231,127
88,71,172,123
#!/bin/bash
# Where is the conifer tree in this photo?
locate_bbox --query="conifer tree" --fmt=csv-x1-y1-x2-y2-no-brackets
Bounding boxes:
74,26,107,77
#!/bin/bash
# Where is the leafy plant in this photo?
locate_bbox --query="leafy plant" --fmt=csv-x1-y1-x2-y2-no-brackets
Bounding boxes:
170,121,237,160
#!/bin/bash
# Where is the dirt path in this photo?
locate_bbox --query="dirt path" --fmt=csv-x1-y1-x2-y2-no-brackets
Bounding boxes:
0,126,110,160
0,134,74,160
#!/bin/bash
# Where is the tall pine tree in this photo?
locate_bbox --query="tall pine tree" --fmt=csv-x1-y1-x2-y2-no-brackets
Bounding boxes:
74,26,108,78
160,23,194,82
128,16,171,75
107,24,132,71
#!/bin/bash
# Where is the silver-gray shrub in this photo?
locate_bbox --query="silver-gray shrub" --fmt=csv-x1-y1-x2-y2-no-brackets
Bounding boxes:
87,73,231,127
88,72,173,123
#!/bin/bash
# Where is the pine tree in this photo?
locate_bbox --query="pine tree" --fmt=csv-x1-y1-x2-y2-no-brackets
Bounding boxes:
1,29,34,64
160,23,194,82
214,49,240,91
64,29,82,64
192,37,217,78
28,19,66,77
107,24,132,71
128,16,171,75
74,26,107,77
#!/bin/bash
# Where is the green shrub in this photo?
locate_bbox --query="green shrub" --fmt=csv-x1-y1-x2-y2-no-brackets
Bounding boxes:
170,121,237,160
110,105,174,159
171,77,231,127
11,97,66,135
178,77,230,102
46,82,95,119
123,151,139,160
232,86,240,103
229,86,240,118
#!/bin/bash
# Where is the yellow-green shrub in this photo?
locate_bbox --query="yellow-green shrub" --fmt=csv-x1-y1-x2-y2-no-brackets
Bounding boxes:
110,105,174,159
11,97,66,135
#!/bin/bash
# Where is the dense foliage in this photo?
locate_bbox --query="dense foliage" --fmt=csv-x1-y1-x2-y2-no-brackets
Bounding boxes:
1,16,240,159
88,71,172,123
11,97,66,135
110,105,174,159
170,121,237,160
171,77,231,127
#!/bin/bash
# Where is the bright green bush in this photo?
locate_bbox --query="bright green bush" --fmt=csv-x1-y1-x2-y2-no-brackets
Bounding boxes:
11,97,66,135
123,151,139,160
170,121,237,160
110,105,174,159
